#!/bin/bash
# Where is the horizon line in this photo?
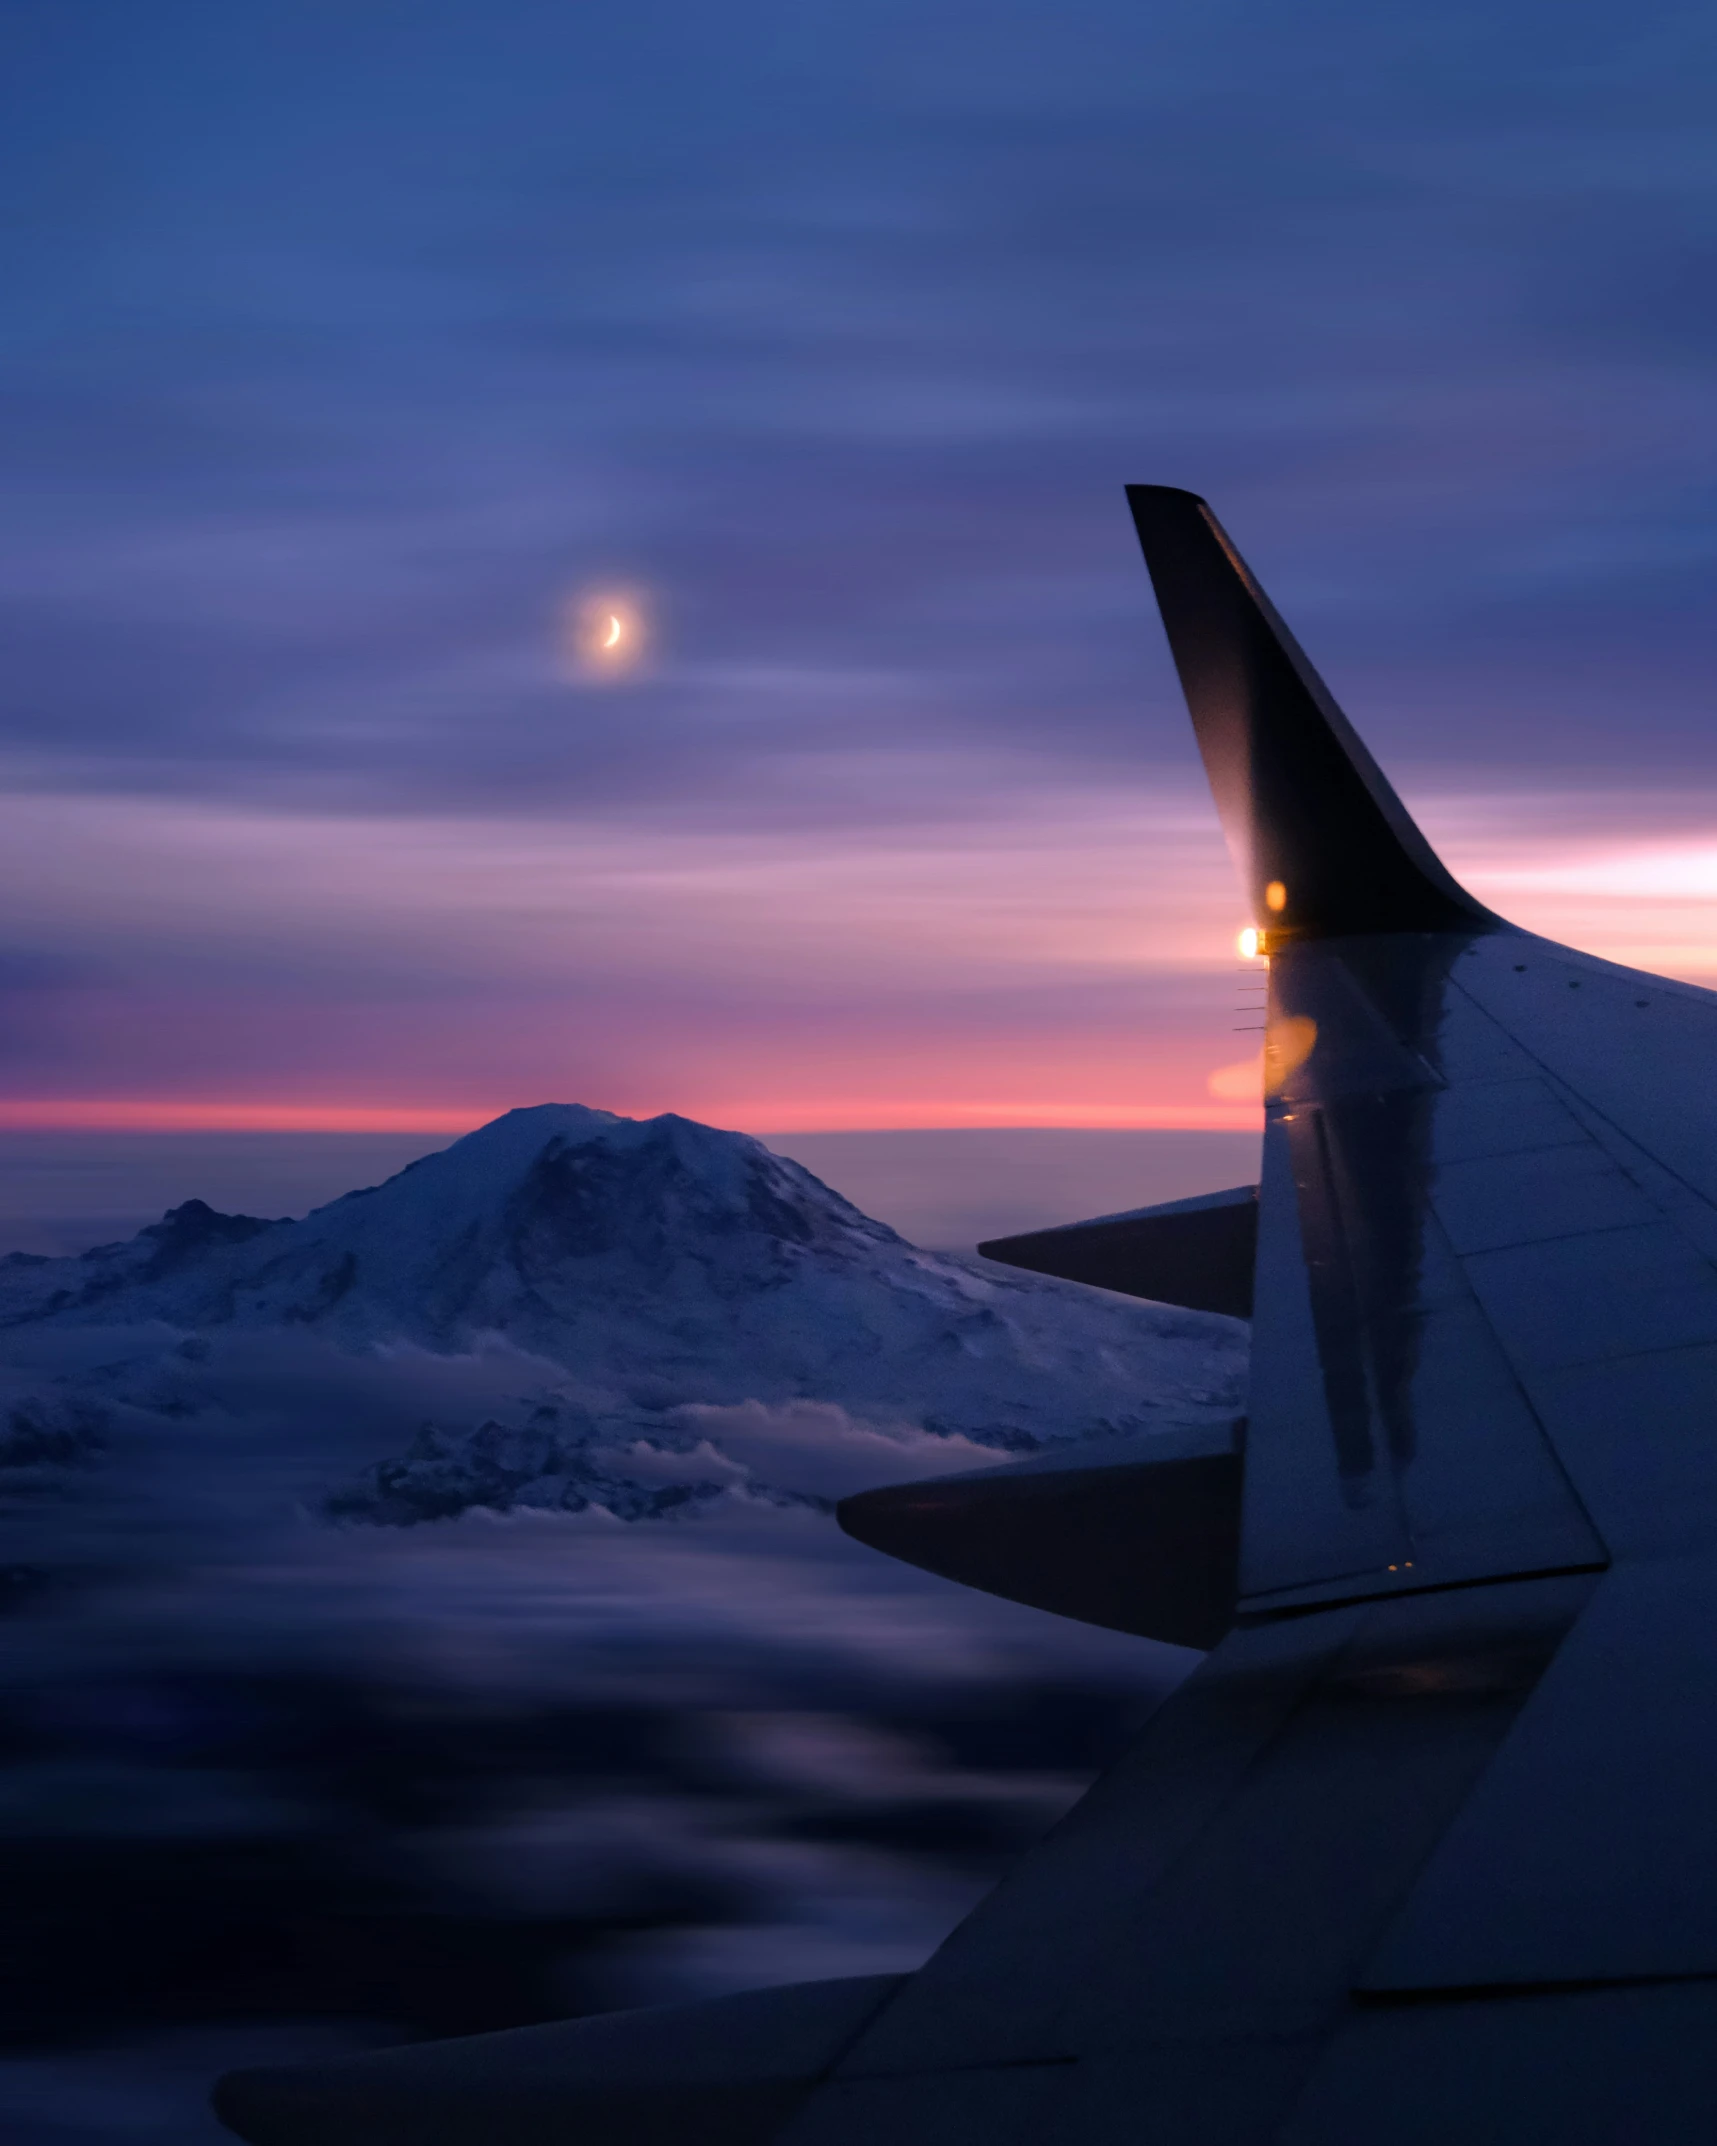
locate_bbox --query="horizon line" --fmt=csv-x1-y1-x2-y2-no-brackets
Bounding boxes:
0,1099,1264,1136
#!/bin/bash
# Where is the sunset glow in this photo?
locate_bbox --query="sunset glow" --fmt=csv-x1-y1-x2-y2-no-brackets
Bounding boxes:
3,2,1714,1174
0,783,1709,1135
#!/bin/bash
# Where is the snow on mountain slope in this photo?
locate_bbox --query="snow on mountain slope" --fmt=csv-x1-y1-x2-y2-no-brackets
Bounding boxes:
0,1106,1246,1522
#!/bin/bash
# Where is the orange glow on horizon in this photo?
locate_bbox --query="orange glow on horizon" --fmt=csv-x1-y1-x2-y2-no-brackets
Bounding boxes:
739,1099,1262,1133
0,1094,1263,1136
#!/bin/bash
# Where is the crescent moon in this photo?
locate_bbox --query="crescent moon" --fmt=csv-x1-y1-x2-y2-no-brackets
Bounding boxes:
602,614,623,650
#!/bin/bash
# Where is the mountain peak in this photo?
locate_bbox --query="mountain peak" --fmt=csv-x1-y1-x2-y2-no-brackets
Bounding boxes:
0,1105,906,1342
0,1102,1246,1470
136,1199,283,1275
317,1104,899,1261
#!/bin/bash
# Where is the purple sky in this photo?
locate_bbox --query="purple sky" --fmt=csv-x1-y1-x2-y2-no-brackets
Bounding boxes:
7,1,1717,1132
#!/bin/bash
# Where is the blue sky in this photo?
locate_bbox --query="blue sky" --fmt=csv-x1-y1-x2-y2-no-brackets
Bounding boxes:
6,0,1717,1127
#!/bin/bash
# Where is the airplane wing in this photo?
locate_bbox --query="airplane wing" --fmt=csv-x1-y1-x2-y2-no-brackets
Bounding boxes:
977,1183,1258,1317
214,491,1717,2144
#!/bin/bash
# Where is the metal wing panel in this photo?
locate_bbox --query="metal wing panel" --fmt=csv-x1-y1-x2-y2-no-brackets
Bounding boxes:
1419,1072,1590,1166
1237,935,1608,1609
1276,1982,1717,2146
1241,1101,1414,1596
826,1607,1365,2079
1461,1220,1717,1375
826,1580,1591,2090
1359,1554,1717,1991
1331,945,1717,1991
1454,933,1717,1213
1546,1084,1717,1266
1428,1138,1656,1256
1429,941,1717,1560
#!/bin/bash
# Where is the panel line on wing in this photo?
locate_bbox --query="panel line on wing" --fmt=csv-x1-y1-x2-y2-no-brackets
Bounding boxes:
1241,939,1610,1612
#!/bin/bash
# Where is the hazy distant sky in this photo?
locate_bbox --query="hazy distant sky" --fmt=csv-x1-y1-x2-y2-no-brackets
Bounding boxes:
7,0,1717,1132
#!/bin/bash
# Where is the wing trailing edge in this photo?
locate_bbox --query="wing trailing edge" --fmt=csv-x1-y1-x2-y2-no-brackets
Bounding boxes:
978,1184,1257,1319
213,1973,906,2146
837,1426,1243,1649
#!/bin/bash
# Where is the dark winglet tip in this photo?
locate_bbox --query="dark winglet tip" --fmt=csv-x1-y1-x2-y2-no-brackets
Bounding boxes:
1125,482,1209,509
1125,482,1492,940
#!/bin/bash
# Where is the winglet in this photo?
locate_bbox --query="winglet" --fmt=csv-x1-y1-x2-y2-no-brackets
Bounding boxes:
1126,486,1492,939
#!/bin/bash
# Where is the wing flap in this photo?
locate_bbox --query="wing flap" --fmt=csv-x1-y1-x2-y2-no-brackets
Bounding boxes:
977,1184,1257,1318
837,1427,1243,1649
212,1974,906,2146
1238,940,1610,1610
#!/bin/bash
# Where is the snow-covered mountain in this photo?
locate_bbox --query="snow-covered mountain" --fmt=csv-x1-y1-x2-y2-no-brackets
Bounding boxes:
0,1105,1246,1523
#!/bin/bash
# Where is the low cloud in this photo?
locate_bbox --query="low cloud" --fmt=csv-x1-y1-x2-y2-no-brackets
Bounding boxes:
0,1314,1191,2143
668,1398,1003,1500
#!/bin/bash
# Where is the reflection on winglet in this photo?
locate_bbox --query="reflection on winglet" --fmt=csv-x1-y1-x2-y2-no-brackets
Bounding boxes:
1126,484,1495,941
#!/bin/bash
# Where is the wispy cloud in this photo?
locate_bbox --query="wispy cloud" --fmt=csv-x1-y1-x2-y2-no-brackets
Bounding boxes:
5,0,1717,1123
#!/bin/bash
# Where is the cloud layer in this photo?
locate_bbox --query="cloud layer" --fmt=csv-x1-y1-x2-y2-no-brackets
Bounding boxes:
6,1,1717,1121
